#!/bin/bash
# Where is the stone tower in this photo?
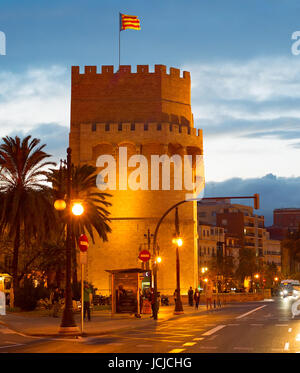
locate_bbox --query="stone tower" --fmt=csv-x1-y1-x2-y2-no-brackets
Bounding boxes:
69,64,204,295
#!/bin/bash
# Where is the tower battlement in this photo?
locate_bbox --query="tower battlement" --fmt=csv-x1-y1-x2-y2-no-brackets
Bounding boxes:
71,64,192,127
71,64,190,80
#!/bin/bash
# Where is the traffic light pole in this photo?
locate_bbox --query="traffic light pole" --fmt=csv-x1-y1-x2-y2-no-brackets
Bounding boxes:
151,194,259,320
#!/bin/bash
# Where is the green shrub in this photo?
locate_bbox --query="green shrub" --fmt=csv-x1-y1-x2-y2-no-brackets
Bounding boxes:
15,278,50,311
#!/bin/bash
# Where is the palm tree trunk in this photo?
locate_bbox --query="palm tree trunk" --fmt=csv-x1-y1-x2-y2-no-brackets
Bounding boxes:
12,220,20,301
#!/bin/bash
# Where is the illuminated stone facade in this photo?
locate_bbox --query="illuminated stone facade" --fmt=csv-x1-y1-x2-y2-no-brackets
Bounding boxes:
69,64,204,295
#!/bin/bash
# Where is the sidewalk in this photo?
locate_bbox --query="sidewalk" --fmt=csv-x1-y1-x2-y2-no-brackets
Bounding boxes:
0,304,212,338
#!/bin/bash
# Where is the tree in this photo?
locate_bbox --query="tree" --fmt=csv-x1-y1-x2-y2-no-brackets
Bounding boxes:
235,247,257,284
47,163,112,293
0,136,56,294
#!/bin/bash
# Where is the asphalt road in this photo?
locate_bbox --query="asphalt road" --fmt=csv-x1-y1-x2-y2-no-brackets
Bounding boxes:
1,297,300,353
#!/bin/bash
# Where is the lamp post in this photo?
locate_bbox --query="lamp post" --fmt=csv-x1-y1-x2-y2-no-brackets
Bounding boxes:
54,147,84,335
173,207,184,314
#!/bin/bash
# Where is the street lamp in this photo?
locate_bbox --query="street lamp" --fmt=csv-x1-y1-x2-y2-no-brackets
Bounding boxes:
54,147,83,335
173,207,184,315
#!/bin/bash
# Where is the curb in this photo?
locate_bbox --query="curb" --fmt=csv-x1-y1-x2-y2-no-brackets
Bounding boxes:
0,306,225,338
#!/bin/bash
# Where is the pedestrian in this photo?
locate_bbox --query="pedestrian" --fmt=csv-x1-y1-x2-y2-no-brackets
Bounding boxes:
83,282,92,321
204,280,213,311
173,289,178,305
150,288,156,318
188,286,194,306
194,288,200,310
52,287,60,318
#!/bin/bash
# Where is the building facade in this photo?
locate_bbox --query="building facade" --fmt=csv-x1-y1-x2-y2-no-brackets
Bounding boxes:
69,64,204,295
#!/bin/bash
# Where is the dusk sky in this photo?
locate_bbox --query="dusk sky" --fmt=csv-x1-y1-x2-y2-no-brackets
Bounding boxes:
1,0,300,224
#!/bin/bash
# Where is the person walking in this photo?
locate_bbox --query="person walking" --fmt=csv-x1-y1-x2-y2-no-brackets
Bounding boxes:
194,288,200,310
52,287,60,318
150,288,156,318
188,286,194,307
83,282,92,321
205,280,213,311
173,289,178,305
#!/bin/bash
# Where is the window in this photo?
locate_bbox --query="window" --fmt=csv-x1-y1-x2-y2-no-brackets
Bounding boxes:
105,124,110,131
144,123,148,131
118,124,122,131
222,219,227,225
157,123,162,131
131,123,135,131
91,123,96,131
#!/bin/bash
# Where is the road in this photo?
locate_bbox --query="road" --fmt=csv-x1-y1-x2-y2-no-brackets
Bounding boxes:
1,297,300,353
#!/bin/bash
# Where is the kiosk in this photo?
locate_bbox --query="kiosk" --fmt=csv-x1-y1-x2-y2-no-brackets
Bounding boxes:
106,268,151,315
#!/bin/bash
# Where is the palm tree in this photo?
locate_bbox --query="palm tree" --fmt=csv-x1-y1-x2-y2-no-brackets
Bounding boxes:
48,163,112,292
0,136,56,294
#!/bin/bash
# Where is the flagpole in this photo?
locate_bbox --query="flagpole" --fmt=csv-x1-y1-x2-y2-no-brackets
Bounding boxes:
119,12,121,70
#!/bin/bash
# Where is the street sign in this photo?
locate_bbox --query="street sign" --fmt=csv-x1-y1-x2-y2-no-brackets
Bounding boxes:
138,250,151,262
80,251,87,265
79,234,89,252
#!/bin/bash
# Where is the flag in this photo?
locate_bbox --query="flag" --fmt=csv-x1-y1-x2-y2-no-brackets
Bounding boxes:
120,13,141,31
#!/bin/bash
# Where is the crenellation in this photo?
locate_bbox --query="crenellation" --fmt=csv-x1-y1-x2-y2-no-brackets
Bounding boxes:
170,67,180,78
137,65,149,73
80,121,202,140
119,65,131,73
101,65,114,74
72,64,190,80
85,66,97,74
154,64,167,74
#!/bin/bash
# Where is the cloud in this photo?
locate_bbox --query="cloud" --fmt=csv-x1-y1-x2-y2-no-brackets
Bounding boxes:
204,174,300,226
183,57,300,142
10,122,69,162
0,66,70,136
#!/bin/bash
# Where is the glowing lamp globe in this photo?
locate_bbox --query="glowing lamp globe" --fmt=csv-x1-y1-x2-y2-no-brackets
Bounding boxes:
177,238,183,247
54,199,66,211
72,202,84,216
156,256,162,263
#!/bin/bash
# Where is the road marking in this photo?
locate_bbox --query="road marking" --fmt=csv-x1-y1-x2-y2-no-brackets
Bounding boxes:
115,335,184,343
236,305,266,319
0,344,24,349
169,348,186,353
0,328,17,334
193,337,203,341
136,344,153,348
202,325,226,336
107,343,124,346
275,324,289,327
284,342,289,351
183,342,196,346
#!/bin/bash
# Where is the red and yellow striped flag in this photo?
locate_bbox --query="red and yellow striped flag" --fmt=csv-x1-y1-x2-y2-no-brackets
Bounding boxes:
120,13,141,31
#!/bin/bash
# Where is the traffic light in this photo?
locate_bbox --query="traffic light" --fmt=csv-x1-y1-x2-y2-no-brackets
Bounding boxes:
254,193,260,210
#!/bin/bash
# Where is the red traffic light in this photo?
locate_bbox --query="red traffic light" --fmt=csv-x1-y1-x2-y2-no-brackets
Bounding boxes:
254,193,260,210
